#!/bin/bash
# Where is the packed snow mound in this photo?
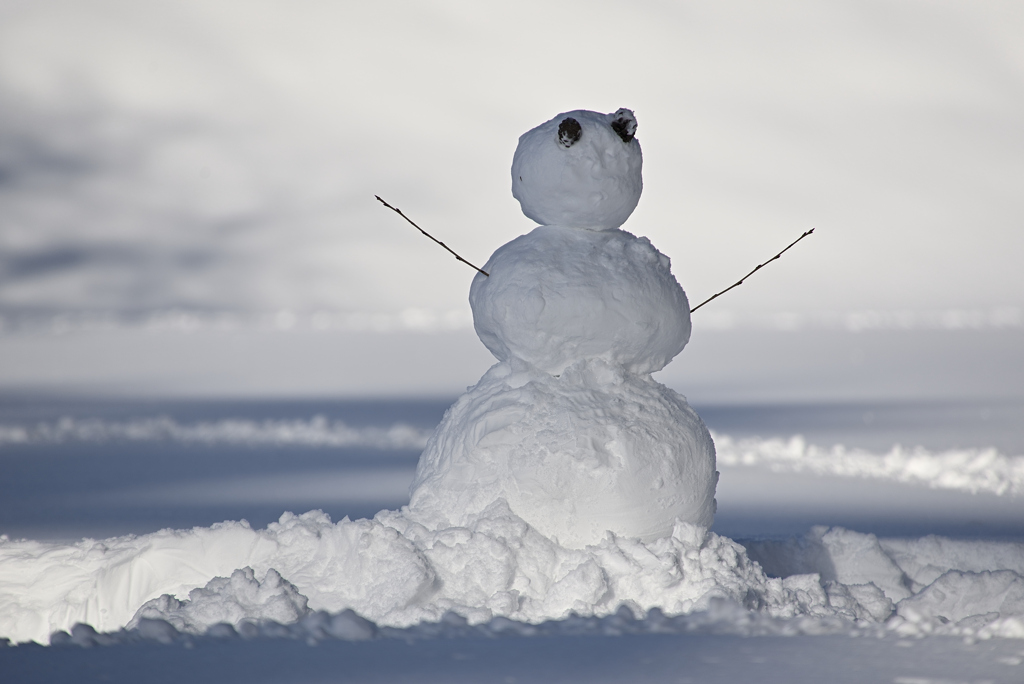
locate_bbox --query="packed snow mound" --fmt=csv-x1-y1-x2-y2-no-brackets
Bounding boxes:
470,226,691,375
511,108,642,230
5,511,1024,646
408,358,717,547
741,527,1024,639
0,507,766,645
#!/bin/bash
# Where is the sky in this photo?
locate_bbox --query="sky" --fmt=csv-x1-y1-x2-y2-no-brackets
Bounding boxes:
1,0,1022,399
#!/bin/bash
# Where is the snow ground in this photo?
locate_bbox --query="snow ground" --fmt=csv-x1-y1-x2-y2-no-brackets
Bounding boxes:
1,396,1023,682
6,631,1024,684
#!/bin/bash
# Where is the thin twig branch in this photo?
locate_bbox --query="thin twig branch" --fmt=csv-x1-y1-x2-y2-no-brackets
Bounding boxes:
375,195,489,277
690,228,815,313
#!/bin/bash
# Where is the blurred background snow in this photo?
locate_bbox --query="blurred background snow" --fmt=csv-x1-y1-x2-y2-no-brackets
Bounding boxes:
1,0,1022,401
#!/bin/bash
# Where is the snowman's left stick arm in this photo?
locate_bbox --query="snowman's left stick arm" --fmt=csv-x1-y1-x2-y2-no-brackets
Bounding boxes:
689,228,814,313
375,196,490,277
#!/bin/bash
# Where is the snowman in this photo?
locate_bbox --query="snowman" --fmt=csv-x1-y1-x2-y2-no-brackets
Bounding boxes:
408,109,718,548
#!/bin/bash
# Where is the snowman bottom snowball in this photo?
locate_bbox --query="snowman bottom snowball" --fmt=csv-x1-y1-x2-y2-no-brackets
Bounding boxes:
408,360,718,548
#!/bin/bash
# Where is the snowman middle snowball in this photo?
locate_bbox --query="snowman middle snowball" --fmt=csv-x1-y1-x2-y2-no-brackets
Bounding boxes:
408,109,718,548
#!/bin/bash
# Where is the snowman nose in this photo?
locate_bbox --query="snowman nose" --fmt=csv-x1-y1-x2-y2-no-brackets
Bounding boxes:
610,108,637,143
557,117,582,148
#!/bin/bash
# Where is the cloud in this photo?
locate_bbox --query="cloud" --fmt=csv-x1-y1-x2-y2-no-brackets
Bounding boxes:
0,90,271,313
0,0,1021,326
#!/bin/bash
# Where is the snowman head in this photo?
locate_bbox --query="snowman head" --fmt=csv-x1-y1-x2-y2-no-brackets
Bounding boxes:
512,109,642,231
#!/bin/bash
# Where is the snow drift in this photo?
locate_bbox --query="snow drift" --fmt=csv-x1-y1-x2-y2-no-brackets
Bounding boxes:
3,505,1024,646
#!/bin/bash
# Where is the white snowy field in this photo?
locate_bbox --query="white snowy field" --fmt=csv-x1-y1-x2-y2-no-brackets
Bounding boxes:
1,395,1023,683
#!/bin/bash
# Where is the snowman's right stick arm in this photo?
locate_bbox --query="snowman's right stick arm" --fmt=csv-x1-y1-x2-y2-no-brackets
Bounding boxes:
375,196,490,277
689,228,814,313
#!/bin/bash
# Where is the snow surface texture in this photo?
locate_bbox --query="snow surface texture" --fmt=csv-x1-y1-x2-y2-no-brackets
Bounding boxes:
4,510,1024,647
409,359,717,546
511,108,642,231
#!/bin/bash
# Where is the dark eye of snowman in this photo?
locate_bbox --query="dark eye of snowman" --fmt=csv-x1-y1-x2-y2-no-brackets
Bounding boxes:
610,113,637,143
557,117,582,148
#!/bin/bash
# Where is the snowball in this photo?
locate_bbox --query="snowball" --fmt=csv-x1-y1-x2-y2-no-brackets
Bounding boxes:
408,358,718,548
470,225,691,375
512,108,642,230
